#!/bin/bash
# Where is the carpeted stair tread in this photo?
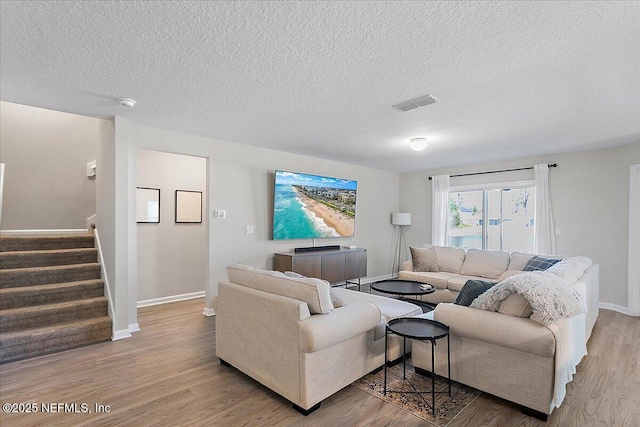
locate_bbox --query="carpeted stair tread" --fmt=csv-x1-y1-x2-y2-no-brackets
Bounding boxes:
0,279,104,310
0,297,108,332
0,248,98,269
0,234,94,252
0,317,112,363
0,263,101,288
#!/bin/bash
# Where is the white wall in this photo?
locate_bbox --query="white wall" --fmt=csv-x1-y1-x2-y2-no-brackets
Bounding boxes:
400,141,640,310
131,123,401,312
0,101,101,230
137,150,207,302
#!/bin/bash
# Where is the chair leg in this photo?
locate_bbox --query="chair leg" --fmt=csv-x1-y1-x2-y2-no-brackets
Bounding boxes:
292,402,321,415
522,406,549,421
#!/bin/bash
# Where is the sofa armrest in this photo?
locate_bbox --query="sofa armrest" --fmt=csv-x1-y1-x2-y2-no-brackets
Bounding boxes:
433,303,555,357
298,302,381,353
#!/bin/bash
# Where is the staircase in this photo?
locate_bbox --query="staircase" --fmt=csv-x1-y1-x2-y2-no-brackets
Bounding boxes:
0,234,112,363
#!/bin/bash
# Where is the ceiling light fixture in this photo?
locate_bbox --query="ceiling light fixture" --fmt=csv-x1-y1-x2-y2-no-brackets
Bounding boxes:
118,98,136,108
409,137,428,151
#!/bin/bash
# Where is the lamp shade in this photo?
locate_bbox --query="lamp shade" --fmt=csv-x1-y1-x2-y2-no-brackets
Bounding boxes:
392,212,411,226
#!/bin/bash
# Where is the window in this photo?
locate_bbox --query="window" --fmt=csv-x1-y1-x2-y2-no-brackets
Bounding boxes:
448,183,535,252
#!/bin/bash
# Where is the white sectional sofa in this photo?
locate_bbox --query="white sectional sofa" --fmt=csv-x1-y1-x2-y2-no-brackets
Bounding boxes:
405,248,599,420
399,246,545,304
214,264,422,415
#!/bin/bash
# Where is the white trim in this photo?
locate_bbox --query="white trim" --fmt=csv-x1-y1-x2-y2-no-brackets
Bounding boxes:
629,164,640,316
94,229,115,325
137,291,205,308
112,329,132,341
450,179,535,192
86,214,96,231
599,302,629,316
203,307,215,317
129,323,140,333
0,229,89,236
0,163,5,228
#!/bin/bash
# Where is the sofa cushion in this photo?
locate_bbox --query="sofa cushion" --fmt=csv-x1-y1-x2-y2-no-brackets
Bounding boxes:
227,264,334,314
410,246,439,272
507,252,535,271
397,270,459,289
446,275,497,292
497,270,525,282
454,279,496,306
523,255,562,271
461,249,510,279
498,293,533,318
431,245,466,273
331,287,422,320
546,257,593,284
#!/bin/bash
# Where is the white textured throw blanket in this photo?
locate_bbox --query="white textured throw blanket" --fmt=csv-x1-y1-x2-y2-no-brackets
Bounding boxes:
470,271,586,324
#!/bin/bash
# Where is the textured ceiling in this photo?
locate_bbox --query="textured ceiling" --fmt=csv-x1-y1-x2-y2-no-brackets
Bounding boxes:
1,1,639,172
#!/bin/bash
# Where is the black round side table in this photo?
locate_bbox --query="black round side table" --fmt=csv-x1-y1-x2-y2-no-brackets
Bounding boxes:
384,317,451,416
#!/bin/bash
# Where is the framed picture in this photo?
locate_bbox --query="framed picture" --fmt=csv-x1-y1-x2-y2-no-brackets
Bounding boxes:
136,187,160,223
175,190,202,223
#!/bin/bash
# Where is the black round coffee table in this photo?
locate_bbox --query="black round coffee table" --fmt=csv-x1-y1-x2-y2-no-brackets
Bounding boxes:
370,279,435,298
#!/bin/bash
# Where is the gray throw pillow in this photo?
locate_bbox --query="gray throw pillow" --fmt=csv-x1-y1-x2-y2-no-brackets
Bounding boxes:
410,246,439,272
454,280,496,306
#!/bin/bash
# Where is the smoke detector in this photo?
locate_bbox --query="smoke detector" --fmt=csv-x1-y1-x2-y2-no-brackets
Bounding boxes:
393,95,439,112
118,98,136,108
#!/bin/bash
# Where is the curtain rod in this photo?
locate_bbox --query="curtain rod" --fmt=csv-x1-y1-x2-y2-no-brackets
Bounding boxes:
428,164,557,180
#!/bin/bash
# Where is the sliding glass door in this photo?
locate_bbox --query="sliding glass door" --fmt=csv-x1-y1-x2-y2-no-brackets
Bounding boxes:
449,186,535,252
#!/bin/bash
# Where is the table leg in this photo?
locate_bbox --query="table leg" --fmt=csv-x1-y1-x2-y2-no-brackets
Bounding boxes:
403,337,406,380
447,333,451,396
431,339,435,416
383,327,388,395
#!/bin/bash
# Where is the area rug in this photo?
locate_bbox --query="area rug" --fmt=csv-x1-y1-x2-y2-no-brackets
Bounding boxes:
352,359,481,426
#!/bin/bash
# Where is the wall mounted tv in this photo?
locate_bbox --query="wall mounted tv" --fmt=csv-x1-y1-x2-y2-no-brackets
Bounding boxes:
273,170,357,240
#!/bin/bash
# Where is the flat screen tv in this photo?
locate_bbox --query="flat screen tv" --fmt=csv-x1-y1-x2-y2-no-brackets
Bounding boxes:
273,170,357,240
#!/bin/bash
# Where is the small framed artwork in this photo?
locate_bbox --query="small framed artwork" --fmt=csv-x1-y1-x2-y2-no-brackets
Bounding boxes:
175,190,203,223
136,187,160,223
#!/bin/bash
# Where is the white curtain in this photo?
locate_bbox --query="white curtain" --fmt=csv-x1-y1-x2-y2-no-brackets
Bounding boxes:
534,164,556,255
431,174,450,246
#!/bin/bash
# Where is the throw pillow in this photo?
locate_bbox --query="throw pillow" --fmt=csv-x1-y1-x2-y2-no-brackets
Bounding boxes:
523,255,562,271
454,279,496,306
498,293,533,318
284,271,306,278
410,246,439,272
330,289,345,308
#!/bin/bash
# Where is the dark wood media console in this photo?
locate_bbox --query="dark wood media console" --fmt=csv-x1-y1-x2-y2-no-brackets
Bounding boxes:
274,248,367,285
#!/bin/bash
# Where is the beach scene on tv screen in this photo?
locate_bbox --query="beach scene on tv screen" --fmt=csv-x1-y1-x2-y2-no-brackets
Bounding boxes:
273,170,357,240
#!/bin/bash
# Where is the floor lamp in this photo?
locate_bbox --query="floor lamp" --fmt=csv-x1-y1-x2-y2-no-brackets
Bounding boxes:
392,212,411,276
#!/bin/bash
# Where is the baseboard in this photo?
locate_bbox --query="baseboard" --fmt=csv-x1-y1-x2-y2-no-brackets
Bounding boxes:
203,307,215,317
137,291,205,308
0,229,90,236
112,329,132,341
129,323,140,333
599,302,629,315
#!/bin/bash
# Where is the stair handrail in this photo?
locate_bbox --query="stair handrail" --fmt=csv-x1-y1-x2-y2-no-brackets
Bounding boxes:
0,163,5,228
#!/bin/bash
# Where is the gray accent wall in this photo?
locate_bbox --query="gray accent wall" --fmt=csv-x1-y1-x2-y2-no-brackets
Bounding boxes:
400,141,640,309
136,150,207,302
0,101,101,230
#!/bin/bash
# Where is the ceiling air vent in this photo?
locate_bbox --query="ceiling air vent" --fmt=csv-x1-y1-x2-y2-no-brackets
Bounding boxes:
393,94,440,112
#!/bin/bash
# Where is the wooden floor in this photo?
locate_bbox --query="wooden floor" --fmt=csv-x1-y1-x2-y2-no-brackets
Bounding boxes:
1,299,638,427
